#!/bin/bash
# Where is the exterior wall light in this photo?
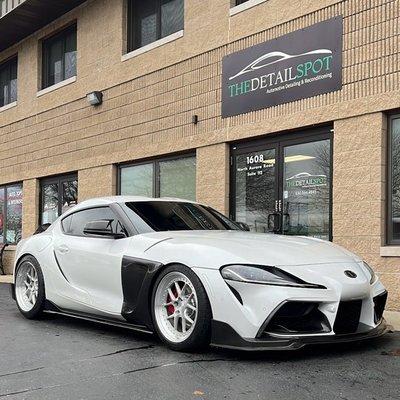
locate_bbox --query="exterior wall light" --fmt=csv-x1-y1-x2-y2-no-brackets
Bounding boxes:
87,91,103,106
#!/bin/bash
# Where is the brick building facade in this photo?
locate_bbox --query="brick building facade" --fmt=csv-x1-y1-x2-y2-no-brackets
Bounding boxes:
0,0,399,309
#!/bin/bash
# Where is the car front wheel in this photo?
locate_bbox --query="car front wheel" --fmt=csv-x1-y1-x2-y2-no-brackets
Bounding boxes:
152,264,211,352
15,256,45,319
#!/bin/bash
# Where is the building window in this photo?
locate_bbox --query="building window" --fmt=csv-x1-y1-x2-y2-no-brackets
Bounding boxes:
119,155,196,201
127,0,184,52
40,174,78,225
0,56,17,107
0,184,23,244
42,25,77,89
388,115,400,245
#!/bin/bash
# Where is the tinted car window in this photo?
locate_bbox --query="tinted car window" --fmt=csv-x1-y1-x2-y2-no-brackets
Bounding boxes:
125,201,240,232
62,207,126,237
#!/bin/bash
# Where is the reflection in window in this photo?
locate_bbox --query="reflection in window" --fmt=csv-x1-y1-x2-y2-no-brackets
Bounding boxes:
42,25,77,89
283,140,331,240
0,57,17,107
127,0,184,51
159,157,196,201
42,183,59,225
0,188,3,243
62,180,78,214
0,184,22,244
120,164,154,197
41,175,78,225
389,117,400,244
119,156,196,201
125,201,239,232
235,149,276,232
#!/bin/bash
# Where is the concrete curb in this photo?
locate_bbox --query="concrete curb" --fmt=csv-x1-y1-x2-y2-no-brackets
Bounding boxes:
385,311,400,331
0,275,12,284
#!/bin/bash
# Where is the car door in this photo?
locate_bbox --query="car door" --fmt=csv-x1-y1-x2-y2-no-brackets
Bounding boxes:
54,206,130,315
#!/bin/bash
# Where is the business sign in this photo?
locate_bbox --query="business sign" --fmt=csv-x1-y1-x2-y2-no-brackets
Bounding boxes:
222,17,343,117
286,172,328,189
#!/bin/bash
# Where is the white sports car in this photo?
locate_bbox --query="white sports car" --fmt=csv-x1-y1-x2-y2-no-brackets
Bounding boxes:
12,196,388,351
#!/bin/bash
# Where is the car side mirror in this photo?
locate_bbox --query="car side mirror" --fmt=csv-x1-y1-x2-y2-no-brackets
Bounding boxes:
34,223,51,235
83,220,126,239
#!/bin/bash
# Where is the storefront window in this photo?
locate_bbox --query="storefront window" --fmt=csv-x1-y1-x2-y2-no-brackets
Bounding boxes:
159,157,196,200
234,149,276,232
120,164,154,197
0,184,22,244
389,116,400,244
0,188,4,243
232,131,332,239
41,174,78,225
283,140,331,240
119,155,196,201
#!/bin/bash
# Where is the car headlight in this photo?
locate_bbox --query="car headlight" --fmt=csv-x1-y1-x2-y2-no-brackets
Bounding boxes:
363,261,377,284
220,264,325,288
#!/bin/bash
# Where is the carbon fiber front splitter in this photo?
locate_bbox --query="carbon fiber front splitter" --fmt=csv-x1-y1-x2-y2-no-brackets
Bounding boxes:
210,319,390,351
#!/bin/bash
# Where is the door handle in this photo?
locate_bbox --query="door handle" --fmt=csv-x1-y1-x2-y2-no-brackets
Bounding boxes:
267,213,281,233
283,213,291,233
57,245,70,254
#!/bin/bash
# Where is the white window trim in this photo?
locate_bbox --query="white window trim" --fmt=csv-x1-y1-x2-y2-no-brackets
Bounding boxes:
0,101,17,113
122,30,184,62
37,76,77,97
230,0,268,16
380,246,400,257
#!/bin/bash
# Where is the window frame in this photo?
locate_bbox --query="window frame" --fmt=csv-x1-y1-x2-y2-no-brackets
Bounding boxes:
39,173,78,226
41,24,77,90
118,153,196,199
0,55,18,108
230,0,268,16
387,114,400,245
0,182,23,245
126,0,184,52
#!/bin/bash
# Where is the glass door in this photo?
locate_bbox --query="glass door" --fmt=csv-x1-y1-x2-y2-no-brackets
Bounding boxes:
282,139,331,240
231,129,332,240
233,146,278,233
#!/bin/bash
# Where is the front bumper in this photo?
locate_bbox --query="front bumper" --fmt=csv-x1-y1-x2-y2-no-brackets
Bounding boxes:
210,319,390,351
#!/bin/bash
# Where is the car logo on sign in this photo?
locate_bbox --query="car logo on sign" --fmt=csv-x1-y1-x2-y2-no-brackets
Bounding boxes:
344,270,357,278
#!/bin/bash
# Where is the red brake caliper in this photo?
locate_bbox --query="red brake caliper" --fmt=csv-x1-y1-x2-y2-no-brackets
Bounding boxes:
166,287,178,316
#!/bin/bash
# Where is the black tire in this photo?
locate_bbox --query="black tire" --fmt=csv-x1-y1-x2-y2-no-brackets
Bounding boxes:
151,264,212,352
15,255,46,320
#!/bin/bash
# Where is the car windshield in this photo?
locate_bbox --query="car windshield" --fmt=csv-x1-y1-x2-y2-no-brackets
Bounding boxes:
124,201,241,232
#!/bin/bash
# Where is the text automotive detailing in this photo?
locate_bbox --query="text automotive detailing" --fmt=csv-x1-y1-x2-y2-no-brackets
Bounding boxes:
228,54,334,97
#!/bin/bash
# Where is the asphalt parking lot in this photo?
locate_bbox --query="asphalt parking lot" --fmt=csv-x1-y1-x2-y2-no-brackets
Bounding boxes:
0,285,399,400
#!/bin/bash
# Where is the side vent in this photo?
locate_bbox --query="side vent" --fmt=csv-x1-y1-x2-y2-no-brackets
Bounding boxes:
227,284,243,305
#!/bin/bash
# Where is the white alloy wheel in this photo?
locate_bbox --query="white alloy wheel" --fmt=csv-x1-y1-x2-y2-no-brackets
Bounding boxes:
154,271,199,343
15,262,39,312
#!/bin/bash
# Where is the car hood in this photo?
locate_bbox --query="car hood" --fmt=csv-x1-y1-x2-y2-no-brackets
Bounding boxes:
139,230,361,268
